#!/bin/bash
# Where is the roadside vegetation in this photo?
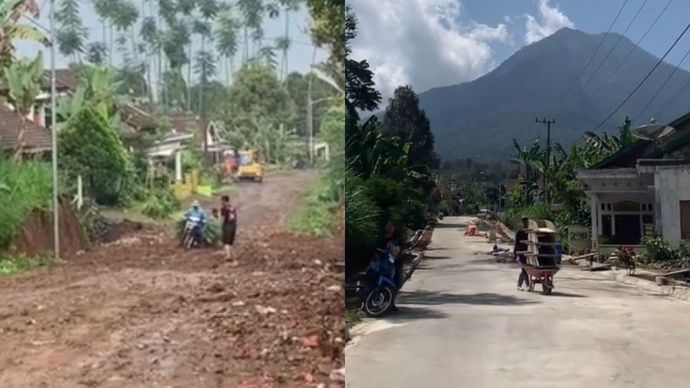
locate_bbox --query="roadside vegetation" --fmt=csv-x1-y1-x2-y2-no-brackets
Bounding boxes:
344,6,440,327
345,7,439,275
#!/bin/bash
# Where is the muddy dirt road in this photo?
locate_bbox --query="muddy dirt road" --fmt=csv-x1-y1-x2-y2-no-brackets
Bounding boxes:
0,171,344,388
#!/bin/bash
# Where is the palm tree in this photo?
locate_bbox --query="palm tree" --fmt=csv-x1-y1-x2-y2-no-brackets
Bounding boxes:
257,45,277,70
141,16,159,101
176,0,197,112
2,53,44,160
109,0,139,67
215,9,240,83
86,41,108,64
92,0,115,66
277,0,299,79
237,0,263,61
55,0,88,63
275,36,290,79
0,0,45,68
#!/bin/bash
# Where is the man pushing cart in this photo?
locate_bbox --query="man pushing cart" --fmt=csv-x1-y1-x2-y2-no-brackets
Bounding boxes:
513,217,562,295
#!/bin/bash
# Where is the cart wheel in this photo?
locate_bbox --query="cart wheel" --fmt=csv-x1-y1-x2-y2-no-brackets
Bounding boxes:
542,282,553,295
527,280,535,292
542,277,553,295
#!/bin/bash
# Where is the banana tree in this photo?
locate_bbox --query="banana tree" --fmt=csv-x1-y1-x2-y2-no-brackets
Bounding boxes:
0,0,45,67
2,53,44,160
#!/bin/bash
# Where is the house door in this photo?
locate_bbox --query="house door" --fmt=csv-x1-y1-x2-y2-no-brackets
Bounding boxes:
614,214,641,245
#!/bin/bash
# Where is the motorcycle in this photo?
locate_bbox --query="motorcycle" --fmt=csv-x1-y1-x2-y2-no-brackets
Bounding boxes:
359,244,420,317
181,216,203,249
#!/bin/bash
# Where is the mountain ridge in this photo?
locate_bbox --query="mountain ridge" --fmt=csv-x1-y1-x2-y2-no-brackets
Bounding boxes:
416,27,690,160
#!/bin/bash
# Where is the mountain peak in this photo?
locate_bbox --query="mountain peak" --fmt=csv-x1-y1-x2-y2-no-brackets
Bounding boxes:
418,29,690,160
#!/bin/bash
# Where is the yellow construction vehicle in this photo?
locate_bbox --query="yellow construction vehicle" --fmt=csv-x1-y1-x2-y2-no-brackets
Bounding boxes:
237,149,264,183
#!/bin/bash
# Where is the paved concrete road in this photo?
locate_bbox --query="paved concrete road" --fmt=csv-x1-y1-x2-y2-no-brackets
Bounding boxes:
346,216,690,388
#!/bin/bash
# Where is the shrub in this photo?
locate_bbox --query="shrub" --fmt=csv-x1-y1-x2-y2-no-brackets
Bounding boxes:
59,105,132,205
141,189,181,219
345,173,380,276
503,203,553,230
644,237,678,262
0,158,52,250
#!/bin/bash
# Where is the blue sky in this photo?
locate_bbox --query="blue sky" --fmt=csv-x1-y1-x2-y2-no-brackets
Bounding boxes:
16,1,327,78
349,0,690,100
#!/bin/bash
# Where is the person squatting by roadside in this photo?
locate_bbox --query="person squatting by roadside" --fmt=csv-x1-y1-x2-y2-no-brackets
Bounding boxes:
514,217,531,291
220,195,237,259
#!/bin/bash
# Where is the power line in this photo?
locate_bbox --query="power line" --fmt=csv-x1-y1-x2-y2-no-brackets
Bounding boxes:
590,0,675,96
575,0,649,99
655,76,690,118
547,0,630,117
592,20,690,131
634,41,690,123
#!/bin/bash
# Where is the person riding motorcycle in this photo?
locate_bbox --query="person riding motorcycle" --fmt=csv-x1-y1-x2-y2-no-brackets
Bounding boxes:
184,200,208,245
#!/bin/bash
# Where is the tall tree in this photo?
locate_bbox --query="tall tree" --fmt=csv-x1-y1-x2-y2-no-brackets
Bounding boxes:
225,62,295,131
86,41,108,64
306,0,344,88
344,7,380,142
109,0,139,66
176,0,197,111
56,0,88,62
381,86,439,170
276,0,299,79
237,0,263,61
215,8,240,83
140,15,159,101
92,0,114,66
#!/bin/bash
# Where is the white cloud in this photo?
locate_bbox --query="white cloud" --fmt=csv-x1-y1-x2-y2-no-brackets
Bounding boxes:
525,0,574,44
348,0,509,101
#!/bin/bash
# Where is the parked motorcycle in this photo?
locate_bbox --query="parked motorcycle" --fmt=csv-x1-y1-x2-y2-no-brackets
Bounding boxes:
359,245,420,317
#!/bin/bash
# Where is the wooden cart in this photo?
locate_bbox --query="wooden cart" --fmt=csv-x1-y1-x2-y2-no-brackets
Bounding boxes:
517,219,561,295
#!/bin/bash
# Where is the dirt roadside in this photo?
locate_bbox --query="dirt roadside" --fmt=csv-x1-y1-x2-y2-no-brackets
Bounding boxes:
0,170,344,388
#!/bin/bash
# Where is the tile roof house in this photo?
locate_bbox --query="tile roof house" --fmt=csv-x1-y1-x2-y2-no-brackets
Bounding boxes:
576,112,690,251
0,103,52,154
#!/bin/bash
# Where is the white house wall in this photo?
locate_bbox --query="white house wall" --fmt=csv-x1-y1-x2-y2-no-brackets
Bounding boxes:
654,165,690,246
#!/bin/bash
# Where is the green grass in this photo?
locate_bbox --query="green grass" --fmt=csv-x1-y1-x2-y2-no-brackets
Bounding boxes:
288,175,339,237
0,254,54,277
346,308,362,330
0,158,53,250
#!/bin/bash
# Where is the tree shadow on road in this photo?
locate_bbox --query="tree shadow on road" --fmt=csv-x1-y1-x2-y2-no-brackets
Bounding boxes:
435,223,468,229
548,291,587,298
397,290,538,306
382,306,450,322
423,255,451,260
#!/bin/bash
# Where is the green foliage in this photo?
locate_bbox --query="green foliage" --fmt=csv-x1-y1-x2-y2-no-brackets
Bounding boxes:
225,62,296,130
381,86,439,169
55,0,88,59
141,189,181,219
59,105,132,205
176,218,220,246
289,176,339,237
344,172,380,273
0,157,52,250
285,71,339,137
2,51,43,116
643,237,679,262
0,254,53,276
503,203,553,230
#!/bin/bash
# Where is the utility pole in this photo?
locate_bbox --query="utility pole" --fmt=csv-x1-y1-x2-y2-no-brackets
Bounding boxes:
536,118,555,204
50,0,59,260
